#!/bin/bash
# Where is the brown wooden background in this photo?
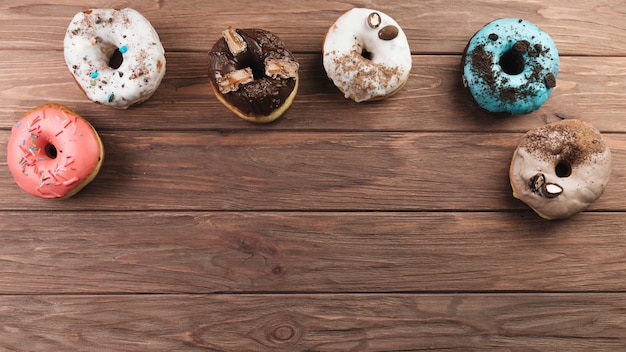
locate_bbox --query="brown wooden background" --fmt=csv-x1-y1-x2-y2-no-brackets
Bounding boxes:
1,0,625,350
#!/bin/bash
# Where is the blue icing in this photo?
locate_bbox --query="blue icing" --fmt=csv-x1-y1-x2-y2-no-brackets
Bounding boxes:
462,18,560,115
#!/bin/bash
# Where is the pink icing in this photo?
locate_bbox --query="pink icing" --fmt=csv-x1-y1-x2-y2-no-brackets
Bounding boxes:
7,105,103,198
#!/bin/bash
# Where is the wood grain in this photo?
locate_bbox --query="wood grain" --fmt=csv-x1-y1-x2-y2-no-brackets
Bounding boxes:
0,0,625,55
1,294,625,351
1,131,624,211
1,0,626,350
1,53,626,132
1,211,626,294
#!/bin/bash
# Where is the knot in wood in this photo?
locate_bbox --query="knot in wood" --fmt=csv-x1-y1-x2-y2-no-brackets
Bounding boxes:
271,324,295,341
262,314,303,347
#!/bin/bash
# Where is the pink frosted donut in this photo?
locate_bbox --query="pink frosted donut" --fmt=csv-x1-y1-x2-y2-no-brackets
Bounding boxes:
6,104,104,199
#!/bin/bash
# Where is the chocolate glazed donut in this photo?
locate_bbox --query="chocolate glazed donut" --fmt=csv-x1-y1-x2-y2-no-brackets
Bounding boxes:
208,28,299,123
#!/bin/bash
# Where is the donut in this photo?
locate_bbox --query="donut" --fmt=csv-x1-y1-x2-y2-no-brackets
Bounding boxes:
462,18,559,115
509,120,611,220
6,104,104,199
322,8,412,102
207,28,299,124
64,8,166,109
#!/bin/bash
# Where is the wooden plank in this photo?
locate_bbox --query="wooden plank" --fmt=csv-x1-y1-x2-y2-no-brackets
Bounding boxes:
1,211,625,293
0,130,620,211
0,1,624,55
0,131,626,211
0,293,624,350
0,52,625,132
1,131,624,211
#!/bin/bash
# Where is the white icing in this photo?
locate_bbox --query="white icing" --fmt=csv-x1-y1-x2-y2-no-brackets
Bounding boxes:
323,8,412,102
510,136,611,220
64,8,166,109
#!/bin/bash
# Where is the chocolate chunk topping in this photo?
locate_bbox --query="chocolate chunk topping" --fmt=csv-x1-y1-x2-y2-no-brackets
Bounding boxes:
208,28,298,117
512,40,531,53
488,33,499,41
378,25,399,41
545,72,556,88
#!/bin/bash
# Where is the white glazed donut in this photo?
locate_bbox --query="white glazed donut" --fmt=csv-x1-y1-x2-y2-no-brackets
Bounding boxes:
509,119,611,220
323,8,412,102
64,8,166,109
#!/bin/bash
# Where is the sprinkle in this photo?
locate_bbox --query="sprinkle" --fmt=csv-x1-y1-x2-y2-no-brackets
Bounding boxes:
30,133,38,139
37,157,46,161
91,80,97,86
16,122,22,128
55,130,64,136
119,45,128,54
63,177,79,186
48,170,58,181
107,93,115,102
28,146,38,151
21,139,25,145
63,119,71,128
91,71,99,79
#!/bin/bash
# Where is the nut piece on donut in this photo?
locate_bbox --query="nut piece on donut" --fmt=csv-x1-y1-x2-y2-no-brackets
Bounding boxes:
322,8,412,102
6,104,104,199
64,8,166,109
509,119,611,220
207,28,300,124
462,18,560,115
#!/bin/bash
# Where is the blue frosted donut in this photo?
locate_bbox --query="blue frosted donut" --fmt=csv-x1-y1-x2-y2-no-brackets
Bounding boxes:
462,18,559,115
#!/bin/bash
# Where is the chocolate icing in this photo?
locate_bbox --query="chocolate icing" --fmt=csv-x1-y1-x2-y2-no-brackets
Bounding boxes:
208,29,297,117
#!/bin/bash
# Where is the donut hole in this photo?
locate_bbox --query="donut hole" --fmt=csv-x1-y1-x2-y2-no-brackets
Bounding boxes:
235,57,264,80
361,48,373,60
250,64,265,80
44,143,58,159
108,48,124,69
555,160,572,178
499,48,525,75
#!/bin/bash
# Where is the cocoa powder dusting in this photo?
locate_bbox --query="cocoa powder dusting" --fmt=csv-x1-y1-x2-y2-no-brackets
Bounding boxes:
520,120,606,165
333,51,401,101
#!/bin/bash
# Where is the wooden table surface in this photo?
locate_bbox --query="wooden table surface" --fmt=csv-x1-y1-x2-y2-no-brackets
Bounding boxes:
1,0,625,350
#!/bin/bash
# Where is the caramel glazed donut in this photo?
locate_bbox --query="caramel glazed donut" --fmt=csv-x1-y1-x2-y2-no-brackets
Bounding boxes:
7,104,104,199
323,8,412,102
509,120,611,220
64,8,166,109
208,28,299,123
